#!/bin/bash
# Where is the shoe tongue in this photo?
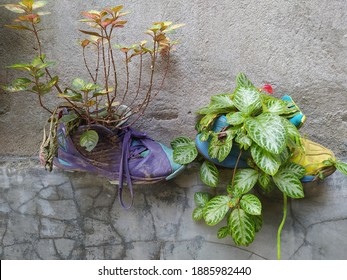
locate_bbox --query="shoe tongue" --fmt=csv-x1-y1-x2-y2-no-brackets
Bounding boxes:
130,138,181,173
130,139,149,157
212,115,228,132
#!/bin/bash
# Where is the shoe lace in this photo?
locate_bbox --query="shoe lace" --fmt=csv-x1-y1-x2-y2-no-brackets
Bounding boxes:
118,127,148,209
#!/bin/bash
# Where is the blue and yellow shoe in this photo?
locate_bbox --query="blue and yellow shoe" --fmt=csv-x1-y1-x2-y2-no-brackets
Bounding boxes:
290,138,336,182
282,95,306,129
196,97,336,182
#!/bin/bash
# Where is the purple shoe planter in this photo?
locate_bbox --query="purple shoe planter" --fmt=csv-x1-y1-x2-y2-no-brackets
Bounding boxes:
53,123,184,208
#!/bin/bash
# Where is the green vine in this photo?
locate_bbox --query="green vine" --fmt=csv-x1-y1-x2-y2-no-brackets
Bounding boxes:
277,193,287,260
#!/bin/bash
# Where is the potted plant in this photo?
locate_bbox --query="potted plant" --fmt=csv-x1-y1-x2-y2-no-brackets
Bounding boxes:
1,0,185,208
171,72,347,259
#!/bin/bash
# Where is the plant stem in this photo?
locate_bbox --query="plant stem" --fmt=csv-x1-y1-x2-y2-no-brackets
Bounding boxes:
107,28,118,100
95,43,100,83
129,53,143,108
83,91,90,124
101,30,111,112
149,47,171,102
31,22,43,57
38,95,53,114
83,47,96,83
123,40,158,128
277,193,288,260
121,52,130,104
33,71,53,114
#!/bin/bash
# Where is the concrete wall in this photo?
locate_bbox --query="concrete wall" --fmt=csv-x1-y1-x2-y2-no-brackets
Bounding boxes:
0,0,346,259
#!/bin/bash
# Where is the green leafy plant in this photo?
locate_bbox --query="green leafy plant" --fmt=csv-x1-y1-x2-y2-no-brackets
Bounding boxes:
1,0,183,170
171,72,347,259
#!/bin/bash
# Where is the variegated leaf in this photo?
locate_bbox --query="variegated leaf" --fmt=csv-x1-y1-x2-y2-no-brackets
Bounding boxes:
196,105,232,115
233,86,262,116
200,160,219,187
199,130,211,142
257,172,274,193
80,130,99,152
265,99,287,114
235,130,252,150
72,78,86,90
226,111,245,125
199,113,218,131
197,93,235,115
203,195,231,226
192,207,204,221
232,169,259,197
208,134,233,162
210,93,234,108
252,215,263,232
173,142,198,164
217,226,229,239
228,208,255,246
236,72,254,87
279,146,291,164
32,1,48,10
245,113,287,154
336,161,347,176
282,118,301,142
240,194,262,215
251,143,281,176
194,192,211,207
170,136,193,149
273,170,305,198
281,162,306,179
3,4,26,13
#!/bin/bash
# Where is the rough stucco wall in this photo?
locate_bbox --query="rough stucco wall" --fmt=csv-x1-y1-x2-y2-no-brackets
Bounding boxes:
0,0,346,157
0,0,347,261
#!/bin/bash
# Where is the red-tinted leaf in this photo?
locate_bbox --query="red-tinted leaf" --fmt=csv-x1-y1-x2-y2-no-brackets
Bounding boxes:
78,19,95,23
21,0,34,10
155,33,167,42
15,13,40,23
168,23,185,30
79,30,103,37
4,24,33,31
118,12,130,17
80,39,90,48
111,5,124,13
100,11,108,18
103,8,114,15
81,11,98,20
115,20,127,25
32,1,47,10
37,11,50,16
100,18,115,27
2,4,26,13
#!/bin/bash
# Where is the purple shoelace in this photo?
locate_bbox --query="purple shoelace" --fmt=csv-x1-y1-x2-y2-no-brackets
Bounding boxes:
117,127,148,209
